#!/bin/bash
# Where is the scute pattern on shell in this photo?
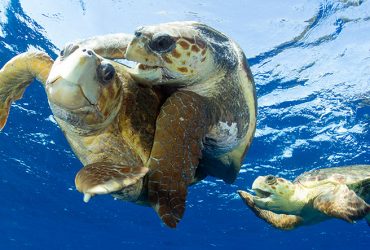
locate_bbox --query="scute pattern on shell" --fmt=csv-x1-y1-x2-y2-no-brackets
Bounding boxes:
294,165,370,186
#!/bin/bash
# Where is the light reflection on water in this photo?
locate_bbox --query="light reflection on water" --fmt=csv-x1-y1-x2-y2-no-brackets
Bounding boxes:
0,0,369,249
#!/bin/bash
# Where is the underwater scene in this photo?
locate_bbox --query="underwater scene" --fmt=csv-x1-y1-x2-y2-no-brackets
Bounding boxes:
0,0,369,249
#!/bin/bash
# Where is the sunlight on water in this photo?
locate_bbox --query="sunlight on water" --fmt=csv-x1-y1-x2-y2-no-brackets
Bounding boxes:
0,0,369,249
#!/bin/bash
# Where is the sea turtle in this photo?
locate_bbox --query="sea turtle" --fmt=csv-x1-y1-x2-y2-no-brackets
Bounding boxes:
238,165,370,230
124,21,257,226
64,22,257,227
0,47,165,221
0,42,244,228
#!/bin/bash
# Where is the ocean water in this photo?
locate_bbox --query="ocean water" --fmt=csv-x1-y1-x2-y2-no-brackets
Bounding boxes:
0,0,369,249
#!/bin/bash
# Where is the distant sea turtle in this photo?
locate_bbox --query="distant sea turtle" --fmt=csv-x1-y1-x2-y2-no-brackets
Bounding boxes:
0,47,165,220
238,165,370,230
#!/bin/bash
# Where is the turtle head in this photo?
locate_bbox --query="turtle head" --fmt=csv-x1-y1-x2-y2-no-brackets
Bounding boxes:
125,21,237,86
46,46,122,131
252,175,299,214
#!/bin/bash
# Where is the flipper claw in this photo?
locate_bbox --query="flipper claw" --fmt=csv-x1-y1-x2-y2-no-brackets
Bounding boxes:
83,193,93,203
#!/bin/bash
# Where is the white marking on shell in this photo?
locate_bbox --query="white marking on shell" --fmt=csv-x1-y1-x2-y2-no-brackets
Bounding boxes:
205,121,240,154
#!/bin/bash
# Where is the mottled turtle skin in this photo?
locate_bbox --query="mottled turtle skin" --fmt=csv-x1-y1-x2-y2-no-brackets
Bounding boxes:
65,22,257,227
0,47,165,219
238,165,370,230
125,21,257,227
1,21,256,227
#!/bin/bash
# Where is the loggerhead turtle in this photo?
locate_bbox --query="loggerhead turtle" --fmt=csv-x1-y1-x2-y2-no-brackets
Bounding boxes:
65,22,257,227
238,165,370,230
124,21,257,227
0,47,166,220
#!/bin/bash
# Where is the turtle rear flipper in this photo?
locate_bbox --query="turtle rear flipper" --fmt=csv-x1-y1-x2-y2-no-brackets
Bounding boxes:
313,184,370,223
0,51,53,130
147,91,209,228
238,190,303,230
75,162,149,202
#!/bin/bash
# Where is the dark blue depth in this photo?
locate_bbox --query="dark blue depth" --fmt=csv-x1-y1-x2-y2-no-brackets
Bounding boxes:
0,1,369,249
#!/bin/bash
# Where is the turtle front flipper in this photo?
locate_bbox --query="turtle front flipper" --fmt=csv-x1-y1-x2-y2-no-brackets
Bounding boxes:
313,184,370,223
0,51,53,130
62,33,134,60
75,162,149,202
147,91,209,228
238,190,303,230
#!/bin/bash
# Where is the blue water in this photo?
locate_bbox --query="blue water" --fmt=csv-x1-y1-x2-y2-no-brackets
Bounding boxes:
0,0,369,249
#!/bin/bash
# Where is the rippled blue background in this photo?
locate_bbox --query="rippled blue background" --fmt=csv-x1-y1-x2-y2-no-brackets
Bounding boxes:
0,0,369,249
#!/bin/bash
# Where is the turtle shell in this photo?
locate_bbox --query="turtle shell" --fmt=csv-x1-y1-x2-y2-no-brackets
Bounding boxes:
293,165,370,188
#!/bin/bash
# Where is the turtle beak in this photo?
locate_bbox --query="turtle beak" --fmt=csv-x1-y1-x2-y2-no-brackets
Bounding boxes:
47,48,98,86
46,48,101,110
251,176,272,199
253,188,272,198
125,33,164,85
251,176,265,191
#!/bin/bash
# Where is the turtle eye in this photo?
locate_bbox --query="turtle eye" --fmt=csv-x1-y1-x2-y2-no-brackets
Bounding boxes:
148,34,176,53
265,175,277,185
97,61,115,85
